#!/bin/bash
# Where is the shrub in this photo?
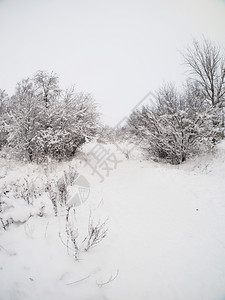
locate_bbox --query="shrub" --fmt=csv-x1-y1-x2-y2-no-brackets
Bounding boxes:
128,83,223,164
6,72,100,162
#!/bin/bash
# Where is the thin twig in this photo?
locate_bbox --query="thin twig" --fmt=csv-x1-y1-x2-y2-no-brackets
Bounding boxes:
0,217,13,230
66,269,99,286
96,269,119,288
66,274,92,286
96,198,104,209
45,221,49,238
0,244,16,256
58,232,74,252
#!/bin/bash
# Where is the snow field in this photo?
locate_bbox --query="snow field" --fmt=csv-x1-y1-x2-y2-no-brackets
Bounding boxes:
0,142,225,300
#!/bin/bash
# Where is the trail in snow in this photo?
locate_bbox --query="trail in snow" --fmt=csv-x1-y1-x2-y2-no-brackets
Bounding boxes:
93,160,225,300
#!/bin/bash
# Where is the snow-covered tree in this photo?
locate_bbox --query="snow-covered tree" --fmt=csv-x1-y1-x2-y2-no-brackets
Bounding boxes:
128,83,223,164
182,39,225,136
0,90,9,150
7,71,99,162
40,88,100,160
8,78,44,161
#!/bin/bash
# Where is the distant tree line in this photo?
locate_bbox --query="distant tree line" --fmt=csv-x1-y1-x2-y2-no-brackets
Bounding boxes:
0,39,224,164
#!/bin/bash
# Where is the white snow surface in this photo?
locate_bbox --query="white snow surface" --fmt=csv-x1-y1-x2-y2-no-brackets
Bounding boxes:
0,141,225,300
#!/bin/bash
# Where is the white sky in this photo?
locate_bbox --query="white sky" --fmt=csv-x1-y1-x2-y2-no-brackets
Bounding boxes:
0,0,225,125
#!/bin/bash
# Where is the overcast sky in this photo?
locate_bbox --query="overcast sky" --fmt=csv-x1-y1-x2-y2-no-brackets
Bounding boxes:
0,0,225,125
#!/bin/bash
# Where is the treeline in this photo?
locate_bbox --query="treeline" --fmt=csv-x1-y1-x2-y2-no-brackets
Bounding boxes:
0,39,224,164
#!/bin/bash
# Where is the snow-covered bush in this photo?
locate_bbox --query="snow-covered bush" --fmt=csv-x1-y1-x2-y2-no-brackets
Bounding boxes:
6,71,100,162
0,175,45,230
1,176,44,206
8,178,43,205
128,83,223,164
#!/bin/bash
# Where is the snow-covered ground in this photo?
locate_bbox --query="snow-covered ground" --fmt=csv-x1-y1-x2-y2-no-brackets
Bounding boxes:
0,142,225,300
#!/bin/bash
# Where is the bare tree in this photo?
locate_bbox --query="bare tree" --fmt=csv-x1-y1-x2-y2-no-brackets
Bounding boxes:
182,39,225,108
